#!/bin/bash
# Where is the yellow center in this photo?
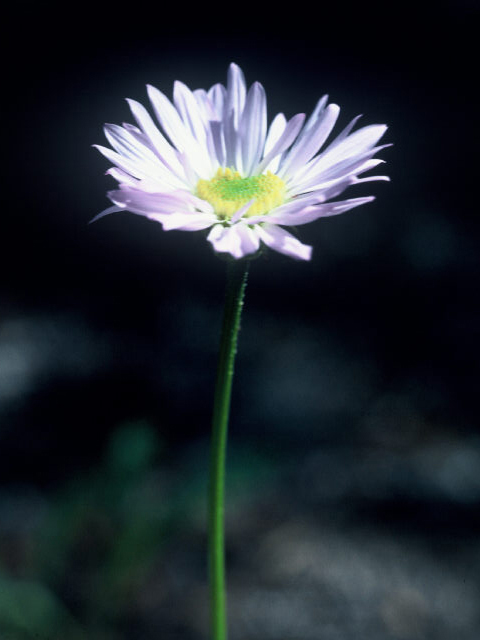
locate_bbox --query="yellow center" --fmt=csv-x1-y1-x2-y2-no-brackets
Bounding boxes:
196,167,286,219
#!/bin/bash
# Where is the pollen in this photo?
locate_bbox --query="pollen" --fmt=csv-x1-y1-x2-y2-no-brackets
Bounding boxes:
196,167,286,219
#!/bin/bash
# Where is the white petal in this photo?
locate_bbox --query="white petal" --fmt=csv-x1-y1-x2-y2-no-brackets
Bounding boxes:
352,174,390,184
301,95,329,135
174,80,208,143
254,113,306,175
299,124,388,183
260,196,376,226
126,98,186,179
103,123,158,164
210,120,226,167
193,89,218,122
147,84,212,178
256,224,312,260
108,188,192,215
207,224,241,257
225,63,246,129
190,88,220,168
246,194,323,225
276,95,327,167
208,83,226,119
230,199,255,224
278,104,340,179
89,205,123,224
236,223,261,255
103,123,187,189
238,82,267,176
292,144,390,194
322,114,363,152
223,63,247,168
159,212,217,231
263,113,287,156
94,144,180,188
207,223,258,259
106,167,139,186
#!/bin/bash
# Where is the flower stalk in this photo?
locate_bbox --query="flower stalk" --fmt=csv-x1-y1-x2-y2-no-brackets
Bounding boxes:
208,259,249,640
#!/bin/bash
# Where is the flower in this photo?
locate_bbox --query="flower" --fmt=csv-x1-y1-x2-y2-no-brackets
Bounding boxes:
93,63,389,260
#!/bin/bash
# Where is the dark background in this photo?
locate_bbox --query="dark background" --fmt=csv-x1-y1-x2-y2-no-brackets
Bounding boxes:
1,2,478,639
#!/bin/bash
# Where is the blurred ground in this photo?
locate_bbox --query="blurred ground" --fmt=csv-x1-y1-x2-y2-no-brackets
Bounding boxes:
0,301,479,639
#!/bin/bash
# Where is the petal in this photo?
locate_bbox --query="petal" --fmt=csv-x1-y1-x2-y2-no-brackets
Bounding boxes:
106,188,217,230
94,144,180,188
322,114,363,152
89,205,123,224
106,167,139,186
246,194,324,225
263,113,286,156
208,83,226,119
225,63,246,129
275,94,327,171
238,82,267,176
256,224,312,260
292,144,390,194
147,84,212,178
301,94,329,135
210,120,226,167
103,123,158,164
108,188,193,215
298,124,389,184
230,199,255,224
223,63,247,168
103,123,187,189
260,196,376,226
352,174,390,184
236,223,261,255
278,104,340,180
254,113,306,175
174,80,208,143
207,223,259,259
159,212,217,231
126,98,187,179
193,88,218,122
207,224,241,257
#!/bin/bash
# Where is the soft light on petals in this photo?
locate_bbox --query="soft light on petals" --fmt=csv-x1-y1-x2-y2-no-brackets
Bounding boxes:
256,224,313,261
94,63,389,261
225,63,246,129
255,113,306,175
89,205,124,224
174,81,208,143
147,84,213,178
207,225,242,258
278,104,340,179
223,63,247,168
208,83,227,119
230,199,255,224
106,167,139,187
261,196,376,226
238,82,267,176
263,113,287,156
158,212,218,231
126,98,187,178
207,223,260,259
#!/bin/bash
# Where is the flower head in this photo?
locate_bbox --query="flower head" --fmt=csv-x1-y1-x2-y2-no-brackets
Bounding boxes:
94,63,389,260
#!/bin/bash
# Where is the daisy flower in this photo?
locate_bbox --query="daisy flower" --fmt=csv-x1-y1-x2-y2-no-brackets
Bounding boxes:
93,63,389,260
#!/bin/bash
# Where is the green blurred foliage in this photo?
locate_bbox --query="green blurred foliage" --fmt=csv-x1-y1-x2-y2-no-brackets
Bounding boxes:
0,422,275,639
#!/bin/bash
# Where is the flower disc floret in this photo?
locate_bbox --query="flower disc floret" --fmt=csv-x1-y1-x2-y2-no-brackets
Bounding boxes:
196,168,286,219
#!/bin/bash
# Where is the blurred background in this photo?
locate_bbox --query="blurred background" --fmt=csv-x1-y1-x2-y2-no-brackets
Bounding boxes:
1,1,479,638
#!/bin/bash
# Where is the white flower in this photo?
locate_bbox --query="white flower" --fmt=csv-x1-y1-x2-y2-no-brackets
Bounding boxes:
93,63,389,260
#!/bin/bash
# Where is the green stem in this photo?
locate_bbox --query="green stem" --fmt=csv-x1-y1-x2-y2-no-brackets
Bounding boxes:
208,259,249,640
